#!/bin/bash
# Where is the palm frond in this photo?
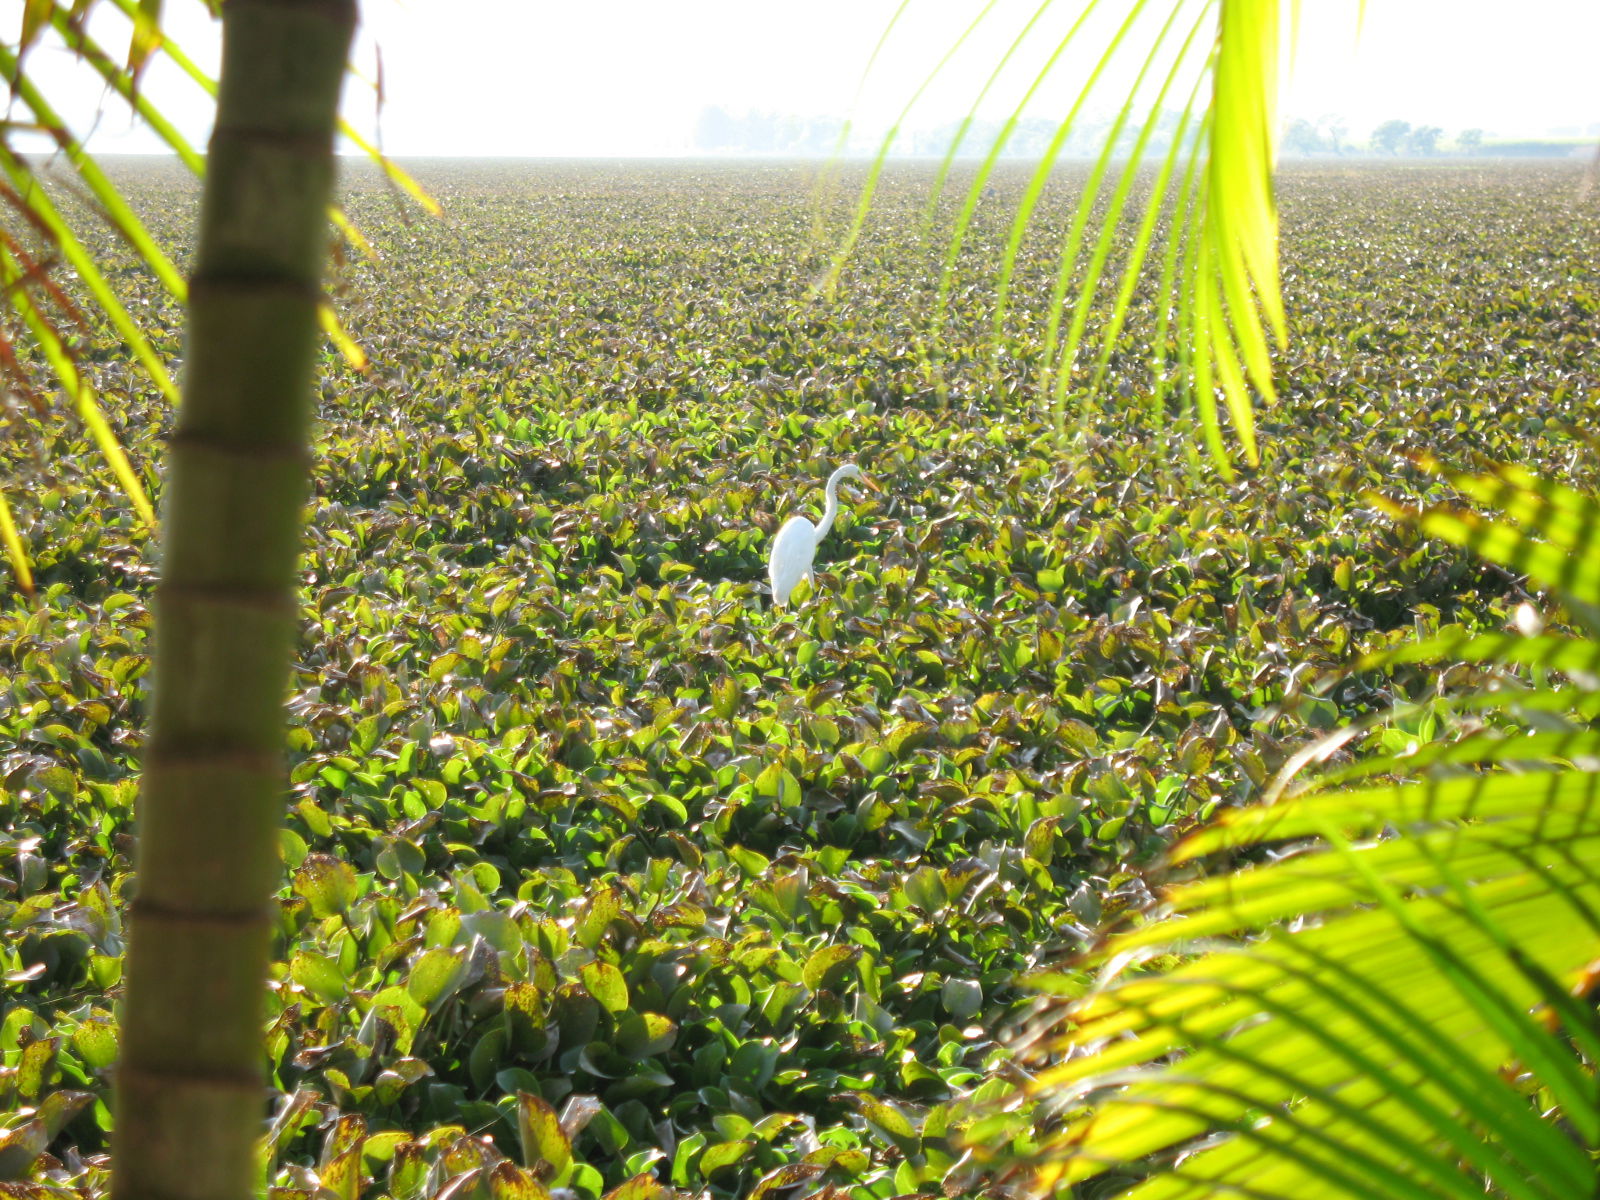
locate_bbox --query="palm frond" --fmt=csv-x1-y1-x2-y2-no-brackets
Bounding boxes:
43,2,206,171
1374,459,1600,634
1002,466,1600,1197
1043,5,1211,427
848,0,1316,474
819,0,1001,303
0,0,436,591
0,139,181,402
0,492,32,594
1016,776,1600,1197
0,237,158,530
0,37,187,298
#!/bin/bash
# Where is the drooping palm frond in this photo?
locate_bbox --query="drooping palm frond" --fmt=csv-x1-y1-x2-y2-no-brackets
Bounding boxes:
992,463,1600,1197
818,0,1004,299
1,0,436,592
847,0,1309,476
91,0,441,226
3,1,199,593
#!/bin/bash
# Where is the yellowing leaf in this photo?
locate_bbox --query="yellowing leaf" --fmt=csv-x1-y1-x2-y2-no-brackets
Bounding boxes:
406,945,470,1009
802,945,857,992
699,1141,752,1176
580,960,629,1014
515,1092,570,1177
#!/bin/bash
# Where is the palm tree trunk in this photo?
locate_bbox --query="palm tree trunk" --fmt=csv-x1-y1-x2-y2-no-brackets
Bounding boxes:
112,4,355,1199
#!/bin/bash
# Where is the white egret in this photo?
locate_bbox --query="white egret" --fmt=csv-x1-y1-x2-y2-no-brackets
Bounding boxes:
768,463,870,607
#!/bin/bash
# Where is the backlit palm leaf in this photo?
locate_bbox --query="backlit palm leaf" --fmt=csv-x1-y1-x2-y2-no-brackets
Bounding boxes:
1001,465,1600,1197
3,1,196,593
1,0,434,591
855,0,1303,475
1015,775,1600,1197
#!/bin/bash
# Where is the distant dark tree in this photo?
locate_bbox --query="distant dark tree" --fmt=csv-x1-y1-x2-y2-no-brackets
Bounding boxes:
1405,125,1444,155
1282,117,1324,155
1012,117,1058,158
1148,108,1186,154
1067,116,1113,156
697,109,844,154
739,110,780,152
800,117,845,153
1371,118,1411,154
1317,113,1348,155
1457,127,1484,153
694,105,739,151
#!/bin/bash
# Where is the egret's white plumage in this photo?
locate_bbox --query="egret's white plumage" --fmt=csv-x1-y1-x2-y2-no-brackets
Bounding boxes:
768,464,864,606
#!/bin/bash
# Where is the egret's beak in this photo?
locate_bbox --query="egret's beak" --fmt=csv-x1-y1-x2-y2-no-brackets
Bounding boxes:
861,475,884,494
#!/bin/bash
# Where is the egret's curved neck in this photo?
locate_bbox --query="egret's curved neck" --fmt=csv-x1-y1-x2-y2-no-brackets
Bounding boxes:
814,470,849,541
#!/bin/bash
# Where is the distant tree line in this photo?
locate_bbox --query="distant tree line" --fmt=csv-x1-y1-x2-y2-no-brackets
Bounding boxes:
1281,116,1486,156
694,105,1206,158
693,104,1590,161
911,109,1204,159
693,107,846,154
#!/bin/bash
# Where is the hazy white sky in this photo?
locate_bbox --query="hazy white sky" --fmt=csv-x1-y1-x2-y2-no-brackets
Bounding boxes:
18,0,1599,156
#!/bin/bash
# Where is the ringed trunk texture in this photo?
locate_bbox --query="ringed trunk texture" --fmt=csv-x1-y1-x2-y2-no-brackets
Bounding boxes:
112,4,355,1200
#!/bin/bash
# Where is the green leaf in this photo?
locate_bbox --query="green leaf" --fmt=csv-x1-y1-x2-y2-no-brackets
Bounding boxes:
600,1172,671,1200
292,854,358,918
885,719,936,758
854,1095,917,1147
857,746,894,776
0,1121,49,1181
801,944,857,992
389,1142,429,1200
406,945,470,1009
488,1161,552,1200
575,887,623,950
747,1163,826,1200
580,960,629,1014
15,1038,57,1101
727,845,770,878
699,1141,752,1176
290,950,348,1003
753,761,801,807
941,977,983,1021
71,1013,119,1070
615,1012,677,1059
1024,816,1059,866
902,865,947,913
710,675,742,720
516,1093,571,1177
320,1143,365,1200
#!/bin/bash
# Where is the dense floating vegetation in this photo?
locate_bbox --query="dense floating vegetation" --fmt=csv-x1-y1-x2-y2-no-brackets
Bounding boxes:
2,160,1596,1199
